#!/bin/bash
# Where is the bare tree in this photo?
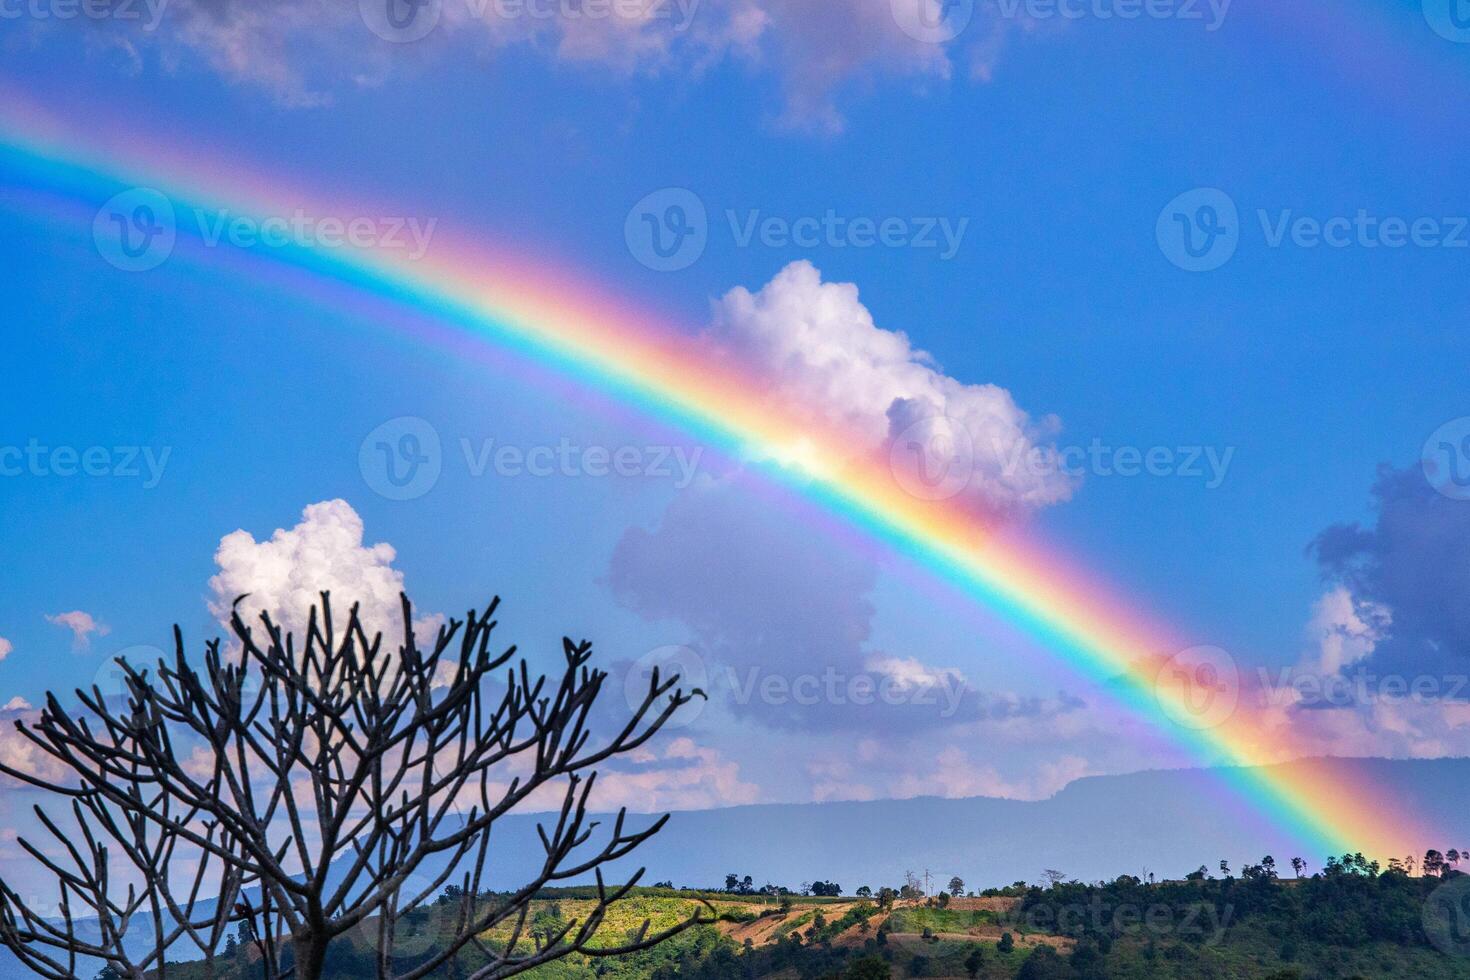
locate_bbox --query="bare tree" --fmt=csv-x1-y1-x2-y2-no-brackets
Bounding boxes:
0,592,708,980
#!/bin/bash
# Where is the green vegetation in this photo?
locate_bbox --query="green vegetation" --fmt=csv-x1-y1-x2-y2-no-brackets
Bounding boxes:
158,858,1470,980
885,905,999,935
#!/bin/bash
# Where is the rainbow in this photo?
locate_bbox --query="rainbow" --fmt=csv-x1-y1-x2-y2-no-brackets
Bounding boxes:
0,95,1437,862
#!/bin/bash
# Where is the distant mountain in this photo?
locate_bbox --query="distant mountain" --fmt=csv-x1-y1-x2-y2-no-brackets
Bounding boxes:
503,756,1470,893
4,757,1464,979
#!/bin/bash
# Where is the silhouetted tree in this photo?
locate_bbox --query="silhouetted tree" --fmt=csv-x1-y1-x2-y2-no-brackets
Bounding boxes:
0,593,707,980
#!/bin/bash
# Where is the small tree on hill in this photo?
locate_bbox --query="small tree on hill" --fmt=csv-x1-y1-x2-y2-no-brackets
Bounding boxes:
0,592,707,980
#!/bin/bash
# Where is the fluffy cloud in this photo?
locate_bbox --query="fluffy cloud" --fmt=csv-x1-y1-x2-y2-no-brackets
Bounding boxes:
1310,466,1470,679
590,736,760,811
0,702,68,786
1211,465,1470,762
210,498,441,644
721,0,953,133
38,0,1024,131
707,261,1076,519
1301,586,1388,677
608,263,1076,735
44,611,109,650
0,637,10,663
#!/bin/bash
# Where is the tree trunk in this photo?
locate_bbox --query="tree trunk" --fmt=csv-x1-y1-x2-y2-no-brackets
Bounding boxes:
292,935,328,980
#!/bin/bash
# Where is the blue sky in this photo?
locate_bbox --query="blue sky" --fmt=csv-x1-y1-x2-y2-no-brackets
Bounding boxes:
1,0,1469,818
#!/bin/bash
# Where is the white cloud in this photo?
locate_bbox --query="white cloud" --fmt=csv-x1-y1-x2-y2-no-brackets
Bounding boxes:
209,499,440,645
706,260,1076,518
593,736,760,812
0,637,11,663
0,703,68,786
1303,586,1388,676
44,611,109,650
40,0,1016,132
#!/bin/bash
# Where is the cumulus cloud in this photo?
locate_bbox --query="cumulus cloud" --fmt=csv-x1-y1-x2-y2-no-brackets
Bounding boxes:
209,498,441,644
1309,466,1470,680
607,263,1077,737
706,261,1076,519
0,702,68,786
1301,586,1388,677
1208,465,1470,763
0,637,10,663
44,611,109,650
